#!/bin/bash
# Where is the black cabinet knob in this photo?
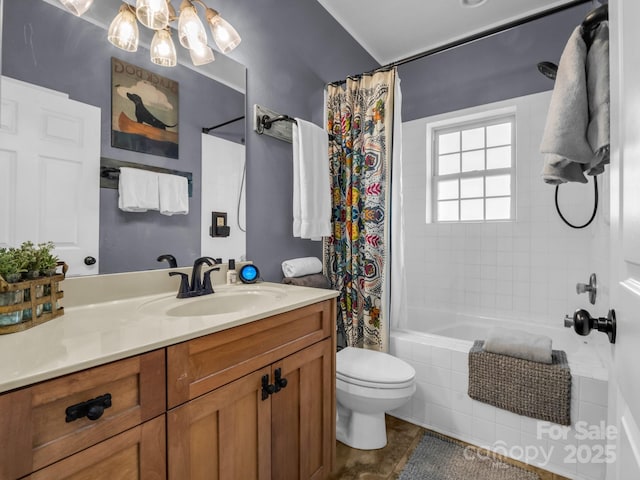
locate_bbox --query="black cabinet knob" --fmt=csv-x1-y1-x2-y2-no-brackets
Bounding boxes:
274,368,288,392
261,374,276,400
86,404,105,421
84,256,97,266
65,393,112,423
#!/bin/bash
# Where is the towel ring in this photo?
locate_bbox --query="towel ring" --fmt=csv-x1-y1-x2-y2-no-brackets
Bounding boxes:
554,175,598,229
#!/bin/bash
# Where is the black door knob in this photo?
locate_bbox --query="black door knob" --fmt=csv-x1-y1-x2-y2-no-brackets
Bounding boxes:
84,256,97,266
569,309,616,344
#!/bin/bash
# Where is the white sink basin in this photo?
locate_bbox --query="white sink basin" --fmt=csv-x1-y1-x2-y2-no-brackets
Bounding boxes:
137,284,288,318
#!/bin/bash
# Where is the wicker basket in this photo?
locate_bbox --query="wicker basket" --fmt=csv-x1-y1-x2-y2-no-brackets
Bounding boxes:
468,340,571,425
0,262,68,334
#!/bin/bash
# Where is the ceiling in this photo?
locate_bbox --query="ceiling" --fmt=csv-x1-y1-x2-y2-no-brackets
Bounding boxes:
316,0,590,65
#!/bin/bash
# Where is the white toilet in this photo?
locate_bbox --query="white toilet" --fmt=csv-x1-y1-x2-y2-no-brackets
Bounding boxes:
336,346,416,450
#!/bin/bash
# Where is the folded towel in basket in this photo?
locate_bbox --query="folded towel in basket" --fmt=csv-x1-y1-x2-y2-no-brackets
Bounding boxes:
484,328,553,364
468,340,571,425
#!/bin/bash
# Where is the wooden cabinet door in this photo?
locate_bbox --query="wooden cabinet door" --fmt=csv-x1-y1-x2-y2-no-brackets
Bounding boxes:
167,367,271,480
24,415,166,480
271,339,334,480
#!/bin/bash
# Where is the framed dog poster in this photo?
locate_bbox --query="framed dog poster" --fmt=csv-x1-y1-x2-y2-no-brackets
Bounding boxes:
111,57,179,159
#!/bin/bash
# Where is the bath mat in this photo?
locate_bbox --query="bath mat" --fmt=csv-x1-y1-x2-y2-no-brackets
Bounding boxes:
398,432,540,480
468,340,571,425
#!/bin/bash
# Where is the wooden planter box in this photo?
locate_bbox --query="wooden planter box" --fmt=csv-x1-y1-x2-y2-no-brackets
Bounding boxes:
0,262,67,334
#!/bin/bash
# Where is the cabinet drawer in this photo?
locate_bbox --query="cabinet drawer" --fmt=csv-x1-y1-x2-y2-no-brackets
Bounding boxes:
0,350,165,479
24,415,166,480
167,299,334,407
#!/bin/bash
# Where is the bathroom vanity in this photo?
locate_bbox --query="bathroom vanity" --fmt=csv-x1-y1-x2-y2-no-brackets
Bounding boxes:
0,271,337,480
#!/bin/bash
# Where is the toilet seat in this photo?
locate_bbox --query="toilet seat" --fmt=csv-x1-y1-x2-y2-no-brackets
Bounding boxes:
336,371,415,389
336,347,415,389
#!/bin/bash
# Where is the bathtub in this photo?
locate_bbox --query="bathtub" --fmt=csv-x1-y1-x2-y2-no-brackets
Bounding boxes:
390,309,610,480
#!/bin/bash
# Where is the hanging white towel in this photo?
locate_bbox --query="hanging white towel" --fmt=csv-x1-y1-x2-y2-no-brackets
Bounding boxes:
118,167,159,212
540,22,610,184
292,118,331,240
158,173,189,216
584,22,610,176
540,26,591,184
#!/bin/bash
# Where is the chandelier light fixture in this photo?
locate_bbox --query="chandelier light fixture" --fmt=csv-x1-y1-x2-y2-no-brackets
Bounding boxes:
59,0,95,16
150,28,178,66
58,0,241,67
108,5,140,52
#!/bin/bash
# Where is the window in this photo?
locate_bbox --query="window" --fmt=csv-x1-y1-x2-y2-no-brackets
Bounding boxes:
431,115,515,222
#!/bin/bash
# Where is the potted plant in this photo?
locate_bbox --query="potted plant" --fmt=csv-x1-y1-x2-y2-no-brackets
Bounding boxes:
0,248,24,326
36,242,59,277
16,241,39,279
36,242,59,313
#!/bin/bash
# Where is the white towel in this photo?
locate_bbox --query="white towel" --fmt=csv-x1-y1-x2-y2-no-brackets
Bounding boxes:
158,173,189,216
584,22,610,176
484,328,553,364
118,167,159,212
540,26,591,184
292,119,331,240
281,257,323,278
540,23,610,184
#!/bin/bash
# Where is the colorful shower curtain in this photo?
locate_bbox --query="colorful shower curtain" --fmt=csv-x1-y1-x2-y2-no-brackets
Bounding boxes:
323,68,396,351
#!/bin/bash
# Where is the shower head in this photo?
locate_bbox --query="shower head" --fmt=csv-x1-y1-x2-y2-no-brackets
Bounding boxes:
537,61,558,81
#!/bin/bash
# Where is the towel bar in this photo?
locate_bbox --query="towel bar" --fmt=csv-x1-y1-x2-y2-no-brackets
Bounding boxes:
99,157,193,197
253,104,295,143
253,104,334,144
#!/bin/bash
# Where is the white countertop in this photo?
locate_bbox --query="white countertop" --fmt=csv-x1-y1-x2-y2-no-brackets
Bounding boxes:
0,274,337,394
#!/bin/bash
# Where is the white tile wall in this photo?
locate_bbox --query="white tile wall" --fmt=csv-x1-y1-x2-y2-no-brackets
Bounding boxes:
395,92,612,478
400,91,610,329
390,336,610,480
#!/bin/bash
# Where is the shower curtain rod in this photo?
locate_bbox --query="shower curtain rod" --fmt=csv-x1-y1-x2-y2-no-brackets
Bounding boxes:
328,0,595,86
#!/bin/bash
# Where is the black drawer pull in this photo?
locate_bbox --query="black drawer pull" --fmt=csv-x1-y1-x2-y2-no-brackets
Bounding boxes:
65,393,112,423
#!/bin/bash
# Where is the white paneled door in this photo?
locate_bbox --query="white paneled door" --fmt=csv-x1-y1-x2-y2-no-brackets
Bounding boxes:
609,0,640,478
0,76,100,276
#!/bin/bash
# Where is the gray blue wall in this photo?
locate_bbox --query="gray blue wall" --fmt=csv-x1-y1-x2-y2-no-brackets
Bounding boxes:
3,1,593,281
3,0,246,274
398,3,593,121
2,0,377,278
224,0,379,280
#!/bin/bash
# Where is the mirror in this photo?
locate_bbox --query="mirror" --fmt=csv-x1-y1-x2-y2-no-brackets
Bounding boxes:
1,0,246,275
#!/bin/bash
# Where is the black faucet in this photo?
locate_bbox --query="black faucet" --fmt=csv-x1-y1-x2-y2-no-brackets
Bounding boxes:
169,257,220,298
157,254,178,268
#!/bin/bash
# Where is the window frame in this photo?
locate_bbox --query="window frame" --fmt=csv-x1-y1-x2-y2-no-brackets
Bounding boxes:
429,112,516,223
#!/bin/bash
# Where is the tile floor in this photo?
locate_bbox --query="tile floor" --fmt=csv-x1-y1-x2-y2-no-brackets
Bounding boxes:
329,415,572,480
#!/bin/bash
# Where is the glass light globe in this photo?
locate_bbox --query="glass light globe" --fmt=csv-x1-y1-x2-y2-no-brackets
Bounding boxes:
190,43,215,66
206,9,241,54
150,29,177,67
136,0,170,30
178,5,208,50
59,0,94,16
108,6,139,52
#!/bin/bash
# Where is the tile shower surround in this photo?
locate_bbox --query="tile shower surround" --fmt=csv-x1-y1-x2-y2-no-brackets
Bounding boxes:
393,91,612,480
400,91,610,331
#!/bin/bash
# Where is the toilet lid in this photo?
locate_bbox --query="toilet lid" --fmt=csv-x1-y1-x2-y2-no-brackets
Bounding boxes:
336,347,415,385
